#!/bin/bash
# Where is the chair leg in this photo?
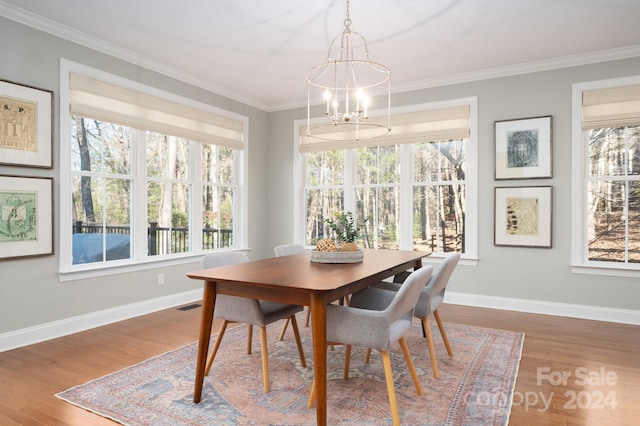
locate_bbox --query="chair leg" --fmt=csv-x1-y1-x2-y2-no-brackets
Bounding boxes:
434,310,453,356
290,315,307,367
399,337,423,395
308,377,316,408
278,318,290,341
380,350,401,426
364,348,372,363
422,317,440,379
305,307,311,327
343,345,352,379
205,320,229,375
259,326,270,392
247,324,253,354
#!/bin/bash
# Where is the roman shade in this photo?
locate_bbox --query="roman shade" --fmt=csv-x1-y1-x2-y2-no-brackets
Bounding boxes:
70,73,244,149
582,84,640,130
299,105,470,153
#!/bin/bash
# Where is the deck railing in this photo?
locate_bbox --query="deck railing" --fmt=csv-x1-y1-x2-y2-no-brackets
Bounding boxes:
73,221,233,255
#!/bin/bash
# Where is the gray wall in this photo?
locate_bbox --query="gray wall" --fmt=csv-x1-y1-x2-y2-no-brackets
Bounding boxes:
267,58,640,312
1,15,639,340
0,17,270,334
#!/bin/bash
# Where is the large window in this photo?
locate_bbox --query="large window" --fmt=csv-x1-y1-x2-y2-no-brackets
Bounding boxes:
296,99,477,258
572,77,640,275
60,61,247,276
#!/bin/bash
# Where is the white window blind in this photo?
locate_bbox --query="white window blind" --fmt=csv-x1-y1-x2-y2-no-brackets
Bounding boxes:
582,84,640,129
299,105,470,152
69,73,244,149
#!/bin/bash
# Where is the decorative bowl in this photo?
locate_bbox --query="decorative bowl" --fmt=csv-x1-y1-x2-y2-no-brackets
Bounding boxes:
310,249,364,264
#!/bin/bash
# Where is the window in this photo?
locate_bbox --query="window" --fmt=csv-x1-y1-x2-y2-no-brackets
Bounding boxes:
60,61,247,277
296,99,477,259
572,77,640,275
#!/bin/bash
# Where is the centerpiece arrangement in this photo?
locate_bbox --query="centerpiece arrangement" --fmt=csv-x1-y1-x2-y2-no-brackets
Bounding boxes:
311,211,364,263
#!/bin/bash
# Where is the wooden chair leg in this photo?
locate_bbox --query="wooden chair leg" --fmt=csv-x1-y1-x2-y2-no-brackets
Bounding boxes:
278,318,290,341
247,324,253,354
308,377,316,408
259,326,270,392
290,315,307,367
364,348,372,363
380,350,401,426
399,337,423,395
434,310,453,356
205,320,228,375
343,345,352,379
422,317,440,379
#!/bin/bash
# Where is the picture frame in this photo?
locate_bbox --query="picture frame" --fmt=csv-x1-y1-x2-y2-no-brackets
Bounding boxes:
494,115,552,180
0,175,53,260
0,79,53,168
494,185,552,248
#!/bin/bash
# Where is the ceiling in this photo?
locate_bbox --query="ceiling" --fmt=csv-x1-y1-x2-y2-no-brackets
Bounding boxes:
2,0,640,111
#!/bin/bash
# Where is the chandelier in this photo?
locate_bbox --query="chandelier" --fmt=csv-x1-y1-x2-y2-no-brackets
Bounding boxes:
306,0,391,141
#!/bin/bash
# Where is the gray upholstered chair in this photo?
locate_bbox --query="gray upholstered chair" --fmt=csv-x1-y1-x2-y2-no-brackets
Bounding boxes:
274,243,311,337
374,252,460,379
308,265,434,426
201,252,307,392
274,243,307,257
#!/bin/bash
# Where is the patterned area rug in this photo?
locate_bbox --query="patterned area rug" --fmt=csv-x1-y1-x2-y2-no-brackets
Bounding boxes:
57,315,523,425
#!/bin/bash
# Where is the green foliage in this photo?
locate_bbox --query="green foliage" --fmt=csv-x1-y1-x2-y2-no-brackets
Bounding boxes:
325,211,359,243
171,211,188,228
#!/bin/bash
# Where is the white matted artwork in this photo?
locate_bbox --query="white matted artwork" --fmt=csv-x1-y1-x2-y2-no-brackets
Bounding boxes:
0,175,53,259
0,79,53,168
494,186,552,248
494,115,552,180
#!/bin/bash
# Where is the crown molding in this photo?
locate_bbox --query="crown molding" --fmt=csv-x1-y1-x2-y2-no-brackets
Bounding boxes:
2,1,640,113
392,44,640,96
0,1,270,111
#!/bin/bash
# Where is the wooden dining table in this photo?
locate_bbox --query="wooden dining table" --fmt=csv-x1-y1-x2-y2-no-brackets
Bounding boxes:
186,248,426,425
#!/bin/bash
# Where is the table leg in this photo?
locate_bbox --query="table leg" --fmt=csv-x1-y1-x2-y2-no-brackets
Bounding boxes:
310,293,327,425
194,280,216,403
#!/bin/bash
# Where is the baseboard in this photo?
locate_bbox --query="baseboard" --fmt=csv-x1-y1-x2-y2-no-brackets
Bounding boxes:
0,289,203,353
445,291,640,325
3,289,638,353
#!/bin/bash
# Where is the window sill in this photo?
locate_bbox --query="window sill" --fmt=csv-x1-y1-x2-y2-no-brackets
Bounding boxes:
571,263,640,279
58,248,250,282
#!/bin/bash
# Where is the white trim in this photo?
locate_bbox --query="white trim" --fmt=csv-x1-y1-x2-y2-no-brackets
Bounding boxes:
0,289,203,353
2,2,640,112
58,59,250,277
294,97,478,258
571,75,640,275
445,291,640,326
4,288,637,353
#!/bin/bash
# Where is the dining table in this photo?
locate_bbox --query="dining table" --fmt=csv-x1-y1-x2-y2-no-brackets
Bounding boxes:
186,248,427,425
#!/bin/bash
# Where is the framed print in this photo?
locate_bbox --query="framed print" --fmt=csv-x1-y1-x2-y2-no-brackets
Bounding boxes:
0,175,53,260
0,79,53,168
494,186,552,248
494,115,552,180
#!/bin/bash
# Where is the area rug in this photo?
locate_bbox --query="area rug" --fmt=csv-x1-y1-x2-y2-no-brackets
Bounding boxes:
56,315,523,425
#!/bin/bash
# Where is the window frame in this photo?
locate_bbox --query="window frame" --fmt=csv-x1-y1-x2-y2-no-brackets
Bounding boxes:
59,59,248,281
571,75,640,278
294,97,478,263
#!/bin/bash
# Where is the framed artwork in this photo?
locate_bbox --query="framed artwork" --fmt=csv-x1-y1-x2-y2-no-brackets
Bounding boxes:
0,175,53,260
0,79,53,168
494,115,552,180
494,186,552,248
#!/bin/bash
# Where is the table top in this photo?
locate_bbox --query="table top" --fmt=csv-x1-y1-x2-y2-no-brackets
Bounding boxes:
187,249,427,305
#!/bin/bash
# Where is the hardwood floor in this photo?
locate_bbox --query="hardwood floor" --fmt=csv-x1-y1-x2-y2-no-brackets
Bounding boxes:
0,303,637,425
